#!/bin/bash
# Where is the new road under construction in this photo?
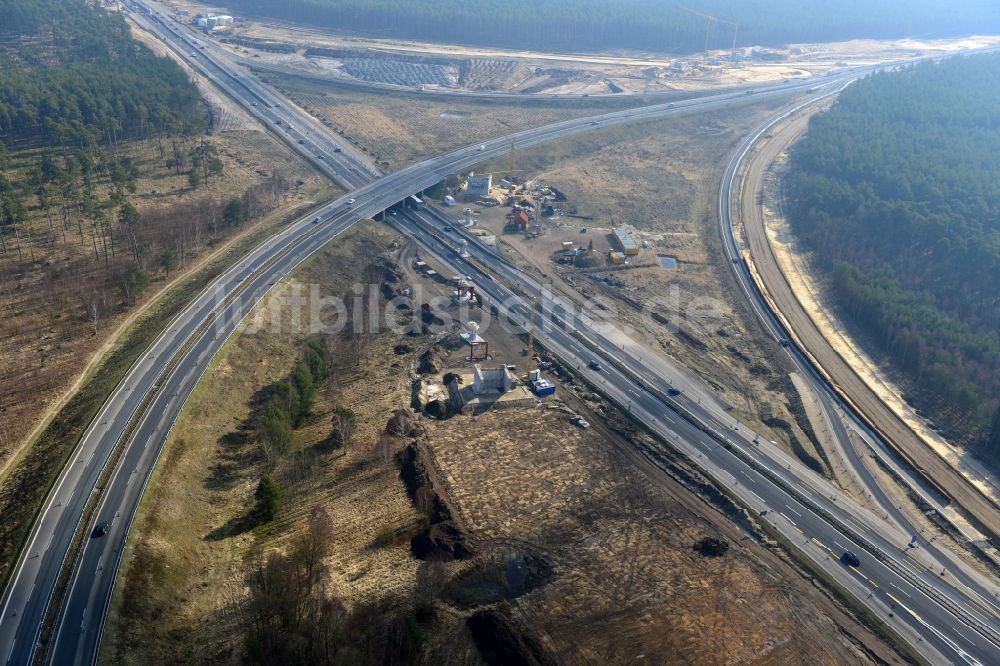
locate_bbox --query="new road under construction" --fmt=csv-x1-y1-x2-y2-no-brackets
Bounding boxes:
3,2,1000,664
726,95,1000,550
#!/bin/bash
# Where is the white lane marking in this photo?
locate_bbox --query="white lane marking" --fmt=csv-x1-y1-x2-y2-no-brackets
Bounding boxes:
745,489,764,505
784,504,802,518
889,583,911,599
778,512,796,527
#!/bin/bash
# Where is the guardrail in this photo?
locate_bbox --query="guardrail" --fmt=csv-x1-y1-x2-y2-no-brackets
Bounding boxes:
34,217,331,662
718,89,1000,550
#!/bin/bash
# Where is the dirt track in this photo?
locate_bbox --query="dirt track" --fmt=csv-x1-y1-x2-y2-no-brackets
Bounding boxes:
737,107,1000,544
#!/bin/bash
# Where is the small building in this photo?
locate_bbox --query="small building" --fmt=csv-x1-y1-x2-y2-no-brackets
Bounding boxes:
561,241,575,251
609,250,627,265
515,211,529,229
443,195,456,206
531,378,556,396
466,173,493,197
613,227,641,256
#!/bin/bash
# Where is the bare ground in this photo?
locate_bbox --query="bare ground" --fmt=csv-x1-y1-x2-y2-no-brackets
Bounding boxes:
257,73,635,171
190,4,1000,97
101,217,905,664
460,98,833,476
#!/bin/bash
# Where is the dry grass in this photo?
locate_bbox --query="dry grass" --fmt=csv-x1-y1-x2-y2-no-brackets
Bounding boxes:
423,406,897,665
102,222,427,665
261,73,645,171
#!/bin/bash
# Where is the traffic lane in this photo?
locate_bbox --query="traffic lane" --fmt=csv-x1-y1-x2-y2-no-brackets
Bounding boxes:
716,96,1000,613
3,45,504,652
555,337,972,661
400,215,1000,662
432,185,1000,631
622,378,994,665
692,404,996,648
683,392,997,622
51,207,371,661
17,16,952,660
54,342,208,666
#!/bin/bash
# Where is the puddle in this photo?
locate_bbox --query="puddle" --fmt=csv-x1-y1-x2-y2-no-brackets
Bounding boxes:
659,256,678,269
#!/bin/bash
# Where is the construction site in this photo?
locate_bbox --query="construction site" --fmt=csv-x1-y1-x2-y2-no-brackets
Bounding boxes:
155,0,1000,98
4,2,1000,666
102,218,905,664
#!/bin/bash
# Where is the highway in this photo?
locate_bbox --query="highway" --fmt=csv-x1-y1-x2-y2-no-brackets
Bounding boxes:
716,88,1000,614
393,206,1000,665
0,8,836,663
0,2,998,664
722,74,1000,548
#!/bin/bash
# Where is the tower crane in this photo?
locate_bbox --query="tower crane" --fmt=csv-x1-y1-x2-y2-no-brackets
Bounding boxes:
525,296,538,379
681,7,739,61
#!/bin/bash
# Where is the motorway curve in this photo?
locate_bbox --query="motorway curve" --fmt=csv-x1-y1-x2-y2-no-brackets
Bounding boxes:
1,3,998,665
727,94,1000,548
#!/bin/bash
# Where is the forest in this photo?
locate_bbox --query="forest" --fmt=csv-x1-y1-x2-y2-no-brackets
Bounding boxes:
786,53,1000,461
221,0,1000,54
0,0,201,149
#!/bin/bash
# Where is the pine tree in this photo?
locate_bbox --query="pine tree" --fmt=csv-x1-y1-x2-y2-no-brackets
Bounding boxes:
254,477,281,521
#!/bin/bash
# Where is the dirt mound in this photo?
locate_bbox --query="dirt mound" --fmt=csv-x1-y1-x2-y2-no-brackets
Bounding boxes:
467,609,556,666
417,349,444,375
386,408,418,437
694,537,730,557
411,522,472,561
425,399,449,419
397,443,472,561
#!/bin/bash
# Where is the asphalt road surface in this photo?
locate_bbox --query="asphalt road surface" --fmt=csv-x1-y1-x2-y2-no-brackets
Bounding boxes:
392,207,1000,665
2,3,999,664
725,92,1000,550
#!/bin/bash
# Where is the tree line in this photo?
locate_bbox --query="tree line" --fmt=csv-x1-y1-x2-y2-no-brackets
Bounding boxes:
786,53,1000,462
223,0,1000,55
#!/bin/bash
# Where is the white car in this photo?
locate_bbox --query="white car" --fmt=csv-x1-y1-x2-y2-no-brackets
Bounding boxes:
346,198,356,205
477,145,486,151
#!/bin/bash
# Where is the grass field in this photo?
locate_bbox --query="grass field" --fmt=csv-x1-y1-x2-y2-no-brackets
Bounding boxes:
459,95,833,478
261,72,653,170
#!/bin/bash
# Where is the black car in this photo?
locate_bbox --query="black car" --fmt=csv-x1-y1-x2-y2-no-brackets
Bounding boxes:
588,360,602,371
93,522,110,538
840,551,860,567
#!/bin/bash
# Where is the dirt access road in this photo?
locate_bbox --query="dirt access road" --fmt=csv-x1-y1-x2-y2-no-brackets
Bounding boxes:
736,105,1000,544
